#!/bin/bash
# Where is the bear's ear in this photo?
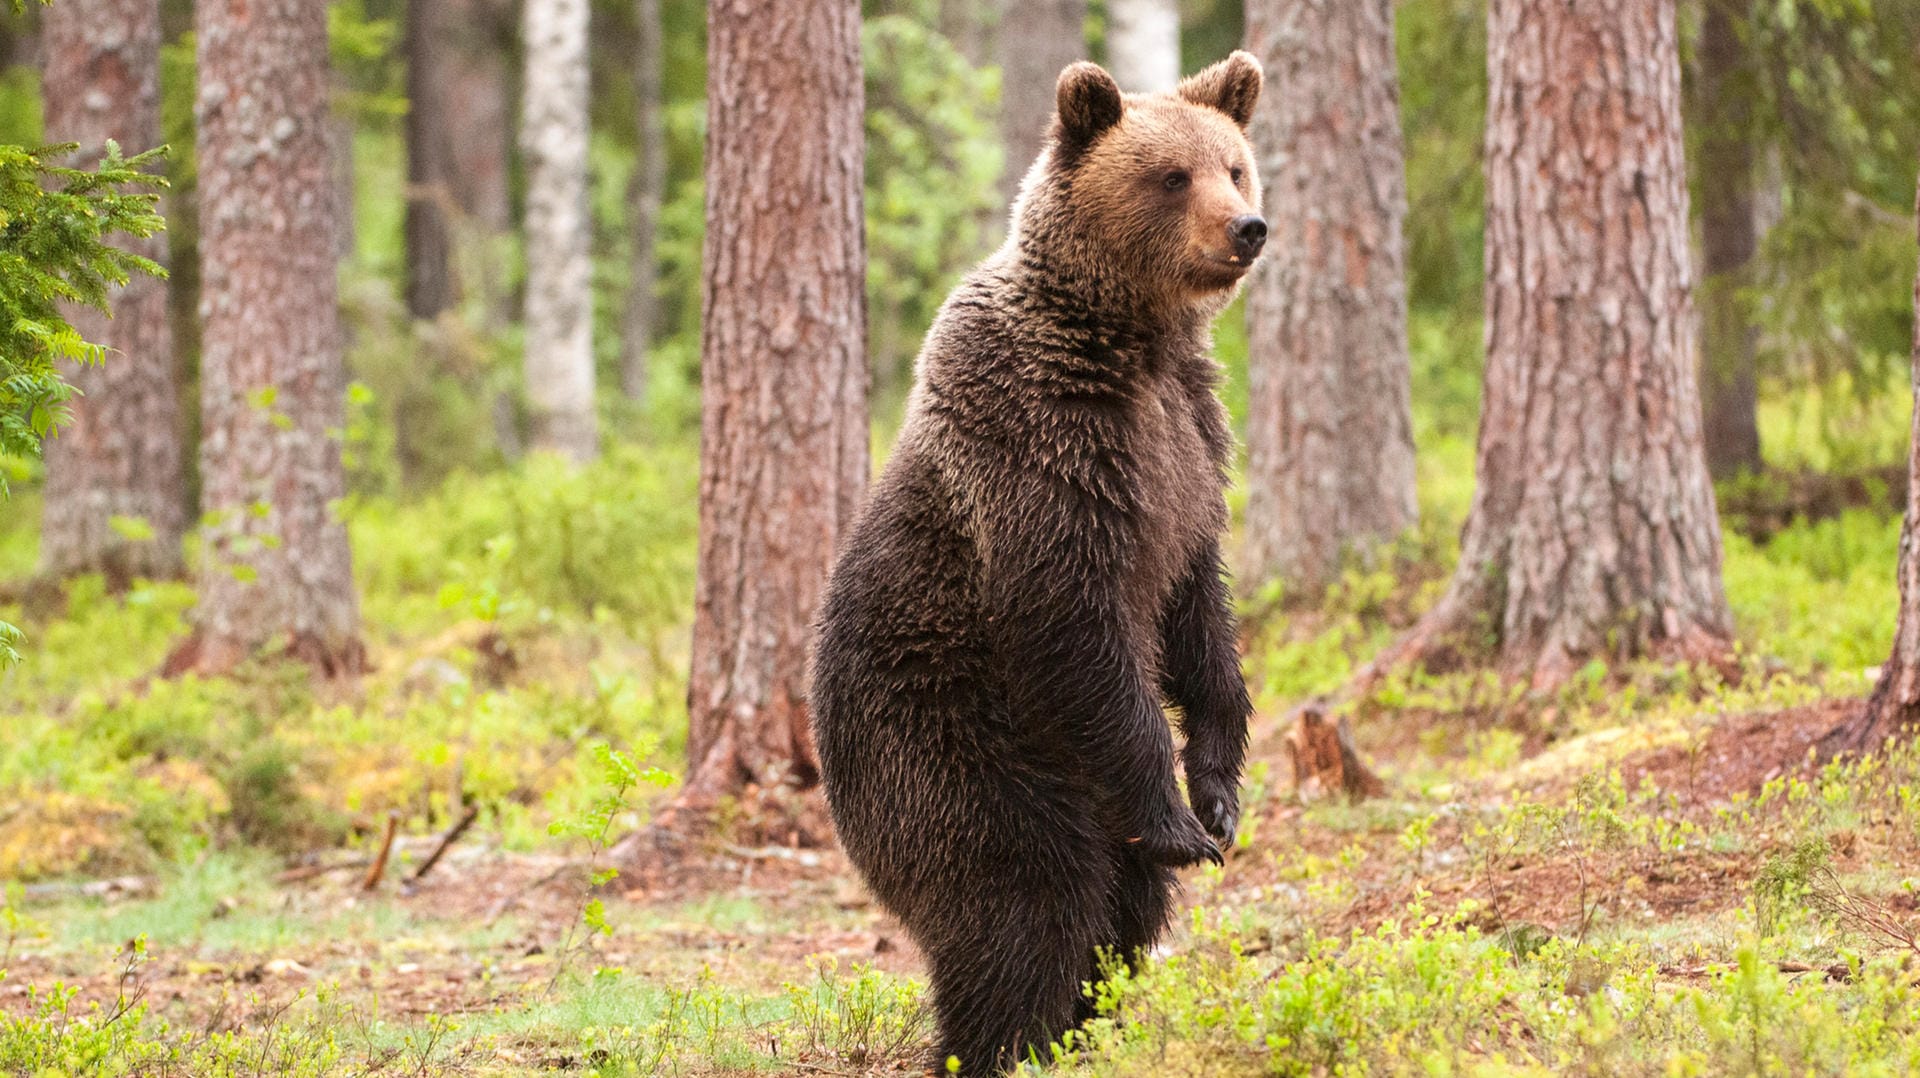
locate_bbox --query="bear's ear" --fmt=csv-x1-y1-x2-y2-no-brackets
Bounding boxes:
1177,50,1262,129
1054,62,1124,151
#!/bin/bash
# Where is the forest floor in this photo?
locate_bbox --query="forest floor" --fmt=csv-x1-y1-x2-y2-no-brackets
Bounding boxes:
7,453,1920,1074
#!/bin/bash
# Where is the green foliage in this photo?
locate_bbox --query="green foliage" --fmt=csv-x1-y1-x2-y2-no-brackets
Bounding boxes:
0,140,167,479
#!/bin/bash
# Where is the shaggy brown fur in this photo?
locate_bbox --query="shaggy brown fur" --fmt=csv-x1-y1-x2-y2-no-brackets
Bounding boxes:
810,53,1265,1076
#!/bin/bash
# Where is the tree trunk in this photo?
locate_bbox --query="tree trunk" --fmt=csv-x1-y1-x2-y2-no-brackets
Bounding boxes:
404,0,514,321
1242,0,1418,600
1375,0,1732,688
174,0,362,676
684,0,868,808
1106,0,1179,93
1825,162,1920,756
1696,0,1762,478
998,0,1085,201
619,0,666,403
520,0,597,461
37,0,185,588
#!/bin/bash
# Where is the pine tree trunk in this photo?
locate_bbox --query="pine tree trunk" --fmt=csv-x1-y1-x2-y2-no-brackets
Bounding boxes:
1378,0,1731,688
175,0,362,676
619,0,666,403
1826,163,1920,756
1106,0,1180,93
521,0,597,461
998,0,1085,200
405,0,514,321
1242,0,1418,600
684,0,868,807
37,0,185,588
1696,0,1762,478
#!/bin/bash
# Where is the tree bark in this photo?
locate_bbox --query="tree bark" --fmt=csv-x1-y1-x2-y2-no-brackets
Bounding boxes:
1242,0,1418,600
684,0,867,807
175,0,362,676
405,0,514,321
1824,162,1920,756
998,0,1085,201
37,0,185,587
619,0,666,403
1373,0,1732,688
1106,0,1179,93
521,0,597,461
1695,0,1762,478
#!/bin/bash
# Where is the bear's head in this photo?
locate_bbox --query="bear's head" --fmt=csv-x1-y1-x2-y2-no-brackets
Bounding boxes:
1014,51,1266,311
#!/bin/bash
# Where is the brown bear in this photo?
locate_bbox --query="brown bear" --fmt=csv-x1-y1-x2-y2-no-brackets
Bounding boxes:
810,52,1265,1075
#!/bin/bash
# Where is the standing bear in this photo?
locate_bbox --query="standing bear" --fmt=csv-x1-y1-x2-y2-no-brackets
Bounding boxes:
810,52,1265,1075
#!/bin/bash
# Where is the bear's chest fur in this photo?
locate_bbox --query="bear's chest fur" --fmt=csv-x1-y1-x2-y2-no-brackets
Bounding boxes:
1116,364,1226,676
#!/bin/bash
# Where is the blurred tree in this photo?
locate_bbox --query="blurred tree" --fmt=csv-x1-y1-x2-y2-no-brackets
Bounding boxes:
37,0,185,587
1107,0,1179,92
1694,0,1762,478
522,0,598,461
1374,0,1732,686
680,0,867,813
404,0,514,321
1826,163,1920,755
619,0,665,402
937,0,993,67
998,0,1083,201
1242,0,1417,600
171,0,362,676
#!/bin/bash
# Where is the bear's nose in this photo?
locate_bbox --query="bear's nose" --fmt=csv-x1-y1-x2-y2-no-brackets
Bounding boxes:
1228,214,1267,260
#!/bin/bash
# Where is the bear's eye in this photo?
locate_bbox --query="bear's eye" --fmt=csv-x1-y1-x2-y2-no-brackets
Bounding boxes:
1230,165,1245,185
1162,170,1190,192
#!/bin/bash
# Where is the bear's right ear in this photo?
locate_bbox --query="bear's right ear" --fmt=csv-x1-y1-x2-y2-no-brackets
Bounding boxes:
1177,51,1262,129
1054,62,1124,152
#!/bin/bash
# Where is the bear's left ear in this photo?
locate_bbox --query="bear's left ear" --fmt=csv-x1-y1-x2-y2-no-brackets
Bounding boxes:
1177,50,1262,129
1055,62,1124,151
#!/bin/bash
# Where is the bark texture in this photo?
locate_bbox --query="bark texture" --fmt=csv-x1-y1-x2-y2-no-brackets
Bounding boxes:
997,0,1085,200
1826,165,1920,755
38,0,185,586
1385,0,1731,686
620,0,666,402
687,0,868,805
521,0,597,461
1106,0,1180,93
1695,0,1762,478
181,0,362,675
1242,0,1418,599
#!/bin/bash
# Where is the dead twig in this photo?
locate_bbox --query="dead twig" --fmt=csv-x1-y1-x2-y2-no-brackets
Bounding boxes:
409,804,481,884
361,811,400,891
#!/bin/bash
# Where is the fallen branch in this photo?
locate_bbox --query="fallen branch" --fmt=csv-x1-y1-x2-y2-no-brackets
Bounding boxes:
19,876,152,901
409,804,481,884
1658,960,1854,982
361,811,400,891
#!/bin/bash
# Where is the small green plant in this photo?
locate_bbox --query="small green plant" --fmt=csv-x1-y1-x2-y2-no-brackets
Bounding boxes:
546,742,672,985
782,956,932,1070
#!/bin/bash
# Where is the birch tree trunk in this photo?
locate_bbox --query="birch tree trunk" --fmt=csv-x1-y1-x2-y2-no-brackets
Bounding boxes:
683,0,868,807
998,0,1085,200
620,0,666,403
1695,0,1763,478
521,0,598,461
1106,0,1179,93
174,0,363,677
1825,163,1920,756
1374,0,1732,688
38,0,185,588
1242,0,1417,599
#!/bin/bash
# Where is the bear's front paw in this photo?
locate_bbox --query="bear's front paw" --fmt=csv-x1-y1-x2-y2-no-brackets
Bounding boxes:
1187,774,1240,850
1129,804,1222,868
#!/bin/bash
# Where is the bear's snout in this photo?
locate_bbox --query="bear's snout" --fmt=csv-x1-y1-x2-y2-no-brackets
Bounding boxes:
1228,214,1267,261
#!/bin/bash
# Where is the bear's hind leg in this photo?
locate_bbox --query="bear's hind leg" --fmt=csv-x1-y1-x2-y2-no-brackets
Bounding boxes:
1110,847,1177,963
921,882,1107,1075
